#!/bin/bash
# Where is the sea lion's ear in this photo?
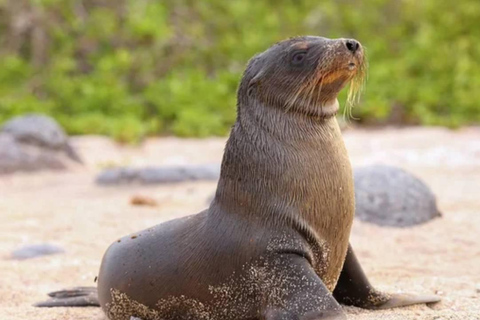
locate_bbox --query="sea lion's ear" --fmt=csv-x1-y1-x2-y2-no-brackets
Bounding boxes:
247,70,264,97
246,53,265,97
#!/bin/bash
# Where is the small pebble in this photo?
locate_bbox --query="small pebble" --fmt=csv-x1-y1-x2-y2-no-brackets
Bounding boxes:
11,244,64,260
130,195,158,207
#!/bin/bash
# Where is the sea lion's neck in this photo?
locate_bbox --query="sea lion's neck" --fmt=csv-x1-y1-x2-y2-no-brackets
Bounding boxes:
236,98,341,140
212,99,355,233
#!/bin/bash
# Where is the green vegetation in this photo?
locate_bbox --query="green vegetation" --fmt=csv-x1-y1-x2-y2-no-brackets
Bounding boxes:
0,0,479,142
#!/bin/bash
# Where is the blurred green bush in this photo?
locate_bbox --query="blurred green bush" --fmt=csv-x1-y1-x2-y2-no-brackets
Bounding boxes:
0,0,479,142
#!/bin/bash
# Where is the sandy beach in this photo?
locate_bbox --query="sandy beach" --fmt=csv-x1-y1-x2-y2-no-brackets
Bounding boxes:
1,127,479,320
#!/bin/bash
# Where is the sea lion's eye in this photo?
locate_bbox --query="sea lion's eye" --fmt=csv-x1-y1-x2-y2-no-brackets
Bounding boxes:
291,52,307,65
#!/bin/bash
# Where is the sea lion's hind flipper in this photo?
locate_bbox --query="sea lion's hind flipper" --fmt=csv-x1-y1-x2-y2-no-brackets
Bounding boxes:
373,293,440,309
34,286,99,307
333,244,440,310
47,286,97,298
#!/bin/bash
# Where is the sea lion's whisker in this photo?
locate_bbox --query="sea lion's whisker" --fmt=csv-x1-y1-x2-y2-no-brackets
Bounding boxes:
306,77,318,111
314,76,324,117
343,52,367,121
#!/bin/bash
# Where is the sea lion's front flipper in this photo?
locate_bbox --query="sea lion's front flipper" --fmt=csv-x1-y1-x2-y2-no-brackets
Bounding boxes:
333,244,440,310
262,254,347,320
34,286,99,307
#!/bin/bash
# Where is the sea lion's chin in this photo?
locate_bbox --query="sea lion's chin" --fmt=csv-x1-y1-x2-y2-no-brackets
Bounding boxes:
318,99,340,118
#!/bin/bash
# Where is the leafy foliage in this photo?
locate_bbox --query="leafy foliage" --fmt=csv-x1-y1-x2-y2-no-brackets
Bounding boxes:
0,0,478,142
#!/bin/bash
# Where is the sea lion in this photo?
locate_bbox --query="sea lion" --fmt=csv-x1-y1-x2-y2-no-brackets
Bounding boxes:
36,36,439,319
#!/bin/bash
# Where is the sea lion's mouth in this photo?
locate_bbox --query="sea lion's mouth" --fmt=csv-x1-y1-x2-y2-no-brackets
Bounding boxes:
271,37,367,118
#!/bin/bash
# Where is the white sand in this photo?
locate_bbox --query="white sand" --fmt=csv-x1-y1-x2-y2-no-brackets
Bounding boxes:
1,127,479,320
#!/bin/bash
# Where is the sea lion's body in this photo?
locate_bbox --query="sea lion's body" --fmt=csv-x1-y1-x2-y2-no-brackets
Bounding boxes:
99,116,353,319
36,36,439,320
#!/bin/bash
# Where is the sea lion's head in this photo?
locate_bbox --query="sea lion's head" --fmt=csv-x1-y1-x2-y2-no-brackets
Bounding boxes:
239,36,367,119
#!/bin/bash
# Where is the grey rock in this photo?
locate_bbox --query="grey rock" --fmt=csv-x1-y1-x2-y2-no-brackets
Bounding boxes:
3,114,66,149
11,243,65,260
1,114,82,163
0,134,25,174
96,167,139,185
0,114,82,174
187,164,221,180
96,165,221,185
138,167,191,184
0,133,66,174
354,165,442,227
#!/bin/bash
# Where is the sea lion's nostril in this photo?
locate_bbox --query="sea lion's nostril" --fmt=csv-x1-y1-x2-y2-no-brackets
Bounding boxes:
345,39,360,54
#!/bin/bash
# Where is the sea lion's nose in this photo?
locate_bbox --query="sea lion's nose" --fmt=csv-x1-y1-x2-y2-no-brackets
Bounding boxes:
345,39,360,54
